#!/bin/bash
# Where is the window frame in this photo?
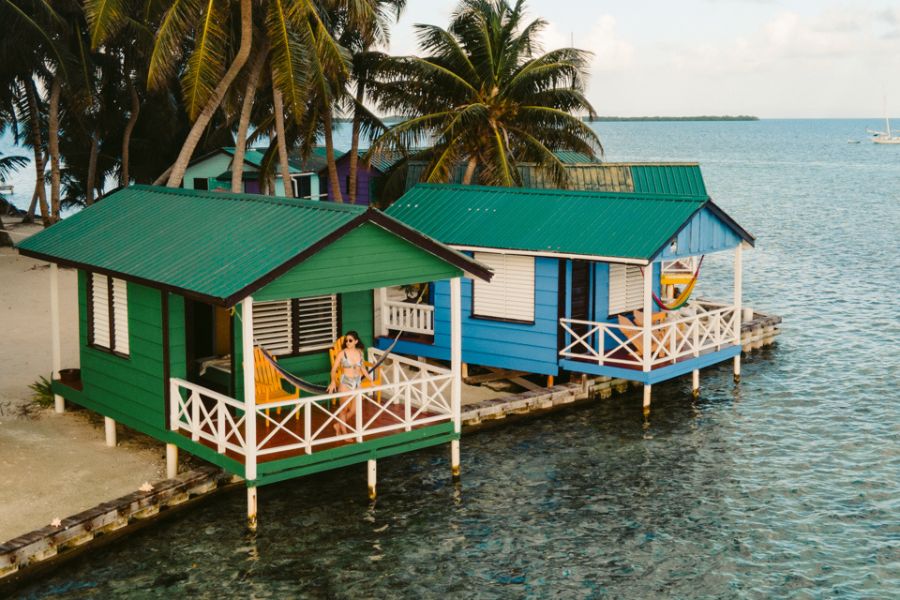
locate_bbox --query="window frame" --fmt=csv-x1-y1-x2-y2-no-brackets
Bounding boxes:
470,252,536,325
252,295,342,358
607,263,645,316
86,272,130,358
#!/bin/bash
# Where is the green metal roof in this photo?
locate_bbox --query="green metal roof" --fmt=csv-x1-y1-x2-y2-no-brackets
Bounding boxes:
404,162,705,196
17,185,490,305
386,184,714,261
630,164,706,196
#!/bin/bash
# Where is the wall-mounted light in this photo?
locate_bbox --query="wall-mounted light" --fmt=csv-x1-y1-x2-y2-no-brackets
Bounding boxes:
669,239,678,254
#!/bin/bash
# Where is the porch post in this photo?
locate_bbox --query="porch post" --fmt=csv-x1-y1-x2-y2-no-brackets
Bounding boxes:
242,297,257,481
450,277,462,480
166,444,178,479
367,459,377,501
642,263,653,410
50,264,64,413
104,417,116,447
377,287,388,337
733,244,743,383
247,486,258,532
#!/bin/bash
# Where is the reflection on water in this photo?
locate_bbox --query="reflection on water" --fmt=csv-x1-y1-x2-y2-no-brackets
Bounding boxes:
13,120,900,598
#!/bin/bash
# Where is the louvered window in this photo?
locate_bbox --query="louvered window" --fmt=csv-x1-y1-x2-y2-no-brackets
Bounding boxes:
472,252,535,322
252,295,338,356
608,264,644,315
89,273,129,356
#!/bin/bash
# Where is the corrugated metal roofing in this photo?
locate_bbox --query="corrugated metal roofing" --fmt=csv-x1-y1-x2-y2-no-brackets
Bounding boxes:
403,162,706,197
630,164,706,196
386,184,710,261
15,186,379,304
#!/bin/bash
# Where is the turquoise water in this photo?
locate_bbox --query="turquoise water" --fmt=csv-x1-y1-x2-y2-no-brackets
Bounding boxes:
9,120,900,598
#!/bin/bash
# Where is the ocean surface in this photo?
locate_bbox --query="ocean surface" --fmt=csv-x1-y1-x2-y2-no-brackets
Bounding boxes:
7,120,900,598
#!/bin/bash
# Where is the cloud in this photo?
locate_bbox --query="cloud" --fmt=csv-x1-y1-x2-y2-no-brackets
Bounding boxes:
541,15,636,72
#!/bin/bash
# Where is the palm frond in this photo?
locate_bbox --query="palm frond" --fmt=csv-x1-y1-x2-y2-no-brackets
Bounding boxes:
180,0,229,121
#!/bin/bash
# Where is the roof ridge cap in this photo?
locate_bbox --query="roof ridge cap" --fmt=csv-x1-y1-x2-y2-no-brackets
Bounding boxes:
410,183,706,202
129,185,366,212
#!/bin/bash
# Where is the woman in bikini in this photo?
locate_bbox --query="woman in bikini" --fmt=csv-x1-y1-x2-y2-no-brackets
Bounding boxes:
327,331,373,436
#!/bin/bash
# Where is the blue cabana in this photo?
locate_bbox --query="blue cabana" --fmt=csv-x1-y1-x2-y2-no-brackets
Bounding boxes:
376,179,754,408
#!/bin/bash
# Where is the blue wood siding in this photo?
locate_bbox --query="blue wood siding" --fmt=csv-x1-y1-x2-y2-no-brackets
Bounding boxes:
381,256,561,376
658,206,742,259
323,155,378,206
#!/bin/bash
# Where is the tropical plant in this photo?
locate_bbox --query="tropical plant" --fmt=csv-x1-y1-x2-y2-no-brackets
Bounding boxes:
369,0,601,189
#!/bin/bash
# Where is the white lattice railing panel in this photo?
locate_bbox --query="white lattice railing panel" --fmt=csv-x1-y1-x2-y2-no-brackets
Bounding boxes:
559,302,740,369
169,379,248,456
170,352,454,469
384,300,435,336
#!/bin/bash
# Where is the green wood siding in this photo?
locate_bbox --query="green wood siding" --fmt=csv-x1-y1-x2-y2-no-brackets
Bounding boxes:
255,223,462,301
77,271,169,438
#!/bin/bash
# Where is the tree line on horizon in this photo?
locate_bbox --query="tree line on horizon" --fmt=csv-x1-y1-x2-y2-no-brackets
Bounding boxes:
0,0,602,228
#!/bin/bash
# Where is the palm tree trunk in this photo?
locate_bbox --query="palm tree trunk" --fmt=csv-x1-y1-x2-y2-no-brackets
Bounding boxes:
272,80,293,198
322,109,343,203
121,75,140,187
86,133,99,205
25,81,50,227
347,79,365,203
47,76,61,222
462,156,478,185
165,0,253,188
24,186,38,223
232,43,268,194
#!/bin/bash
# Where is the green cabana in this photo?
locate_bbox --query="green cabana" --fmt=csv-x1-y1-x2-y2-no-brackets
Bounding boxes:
17,185,490,529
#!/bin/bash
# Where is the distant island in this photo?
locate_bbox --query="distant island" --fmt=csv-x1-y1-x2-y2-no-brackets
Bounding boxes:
586,116,759,122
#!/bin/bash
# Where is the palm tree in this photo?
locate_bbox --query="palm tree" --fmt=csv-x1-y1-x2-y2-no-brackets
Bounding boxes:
370,0,601,188
340,0,405,203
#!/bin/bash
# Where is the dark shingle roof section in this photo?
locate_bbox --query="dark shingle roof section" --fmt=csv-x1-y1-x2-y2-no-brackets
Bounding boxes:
386,184,748,261
17,185,490,304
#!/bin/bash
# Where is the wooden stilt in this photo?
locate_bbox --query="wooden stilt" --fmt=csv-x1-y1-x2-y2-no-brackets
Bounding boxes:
692,370,700,397
451,439,460,480
166,444,178,479
547,375,554,387
733,355,741,383
367,459,377,501
247,487,258,532
643,384,652,409
461,362,468,379
104,417,116,447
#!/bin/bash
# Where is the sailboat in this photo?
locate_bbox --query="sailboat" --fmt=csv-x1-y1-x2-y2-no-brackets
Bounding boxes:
869,98,900,144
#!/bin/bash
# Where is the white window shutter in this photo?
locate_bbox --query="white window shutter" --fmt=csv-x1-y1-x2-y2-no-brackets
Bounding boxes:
91,273,111,349
296,295,338,352
112,278,129,354
252,300,293,355
608,264,644,315
473,252,535,321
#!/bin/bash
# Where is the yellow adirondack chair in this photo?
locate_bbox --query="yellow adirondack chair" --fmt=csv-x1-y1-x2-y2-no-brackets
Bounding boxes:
254,347,300,427
328,337,383,405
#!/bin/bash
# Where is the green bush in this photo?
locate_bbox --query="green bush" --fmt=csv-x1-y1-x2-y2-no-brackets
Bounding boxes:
29,376,54,408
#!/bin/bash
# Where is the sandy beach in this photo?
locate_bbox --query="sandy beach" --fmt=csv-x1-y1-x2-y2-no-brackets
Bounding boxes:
0,222,165,542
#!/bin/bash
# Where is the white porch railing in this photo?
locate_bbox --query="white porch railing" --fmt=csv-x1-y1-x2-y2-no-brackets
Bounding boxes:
559,302,740,369
169,350,453,470
382,299,435,336
169,379,249,457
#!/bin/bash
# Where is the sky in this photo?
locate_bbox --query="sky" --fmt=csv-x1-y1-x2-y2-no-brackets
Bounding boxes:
382,0,900,119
